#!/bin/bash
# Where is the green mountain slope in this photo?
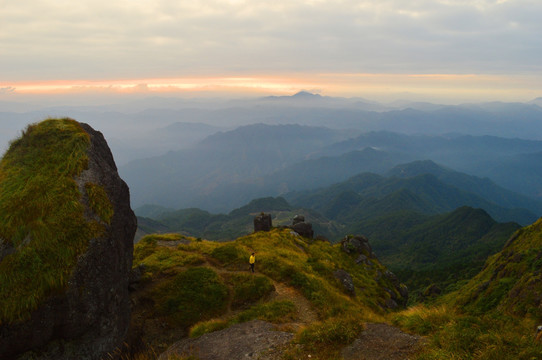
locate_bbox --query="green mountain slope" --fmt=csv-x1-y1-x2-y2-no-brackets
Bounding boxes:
288,172,537,225
388,160,542,216
452,217,542,316
392,217,542,359
371,207,520,298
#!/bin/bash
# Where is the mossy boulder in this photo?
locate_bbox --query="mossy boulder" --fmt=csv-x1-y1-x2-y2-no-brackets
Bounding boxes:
0,119,137,359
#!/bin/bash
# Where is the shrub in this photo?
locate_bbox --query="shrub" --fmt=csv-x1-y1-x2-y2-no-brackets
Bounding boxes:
235,300,297,323
189,318,229,338
210,243,249,268
154,267,229,327
225,273,275,308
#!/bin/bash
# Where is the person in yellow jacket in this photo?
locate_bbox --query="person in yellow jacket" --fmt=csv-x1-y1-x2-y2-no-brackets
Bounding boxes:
249,252,255,273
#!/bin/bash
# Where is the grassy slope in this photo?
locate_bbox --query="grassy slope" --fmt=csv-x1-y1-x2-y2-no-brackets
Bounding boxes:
452,217,542,316
369,207,520,299
131,228,403,358
0,118,112,324
391,218,542,359
139,197,519,302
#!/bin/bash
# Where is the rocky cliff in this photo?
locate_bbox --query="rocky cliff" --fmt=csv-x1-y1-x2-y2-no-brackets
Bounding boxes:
0,119,137,359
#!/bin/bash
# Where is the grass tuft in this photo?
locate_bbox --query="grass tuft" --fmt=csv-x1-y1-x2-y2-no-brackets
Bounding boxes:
154,267,229,327
85,182,114,224
223,272,275,308
298,314,365,346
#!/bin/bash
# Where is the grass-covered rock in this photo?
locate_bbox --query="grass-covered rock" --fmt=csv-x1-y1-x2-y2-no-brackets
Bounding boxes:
0,119,93,322
0,118,136,359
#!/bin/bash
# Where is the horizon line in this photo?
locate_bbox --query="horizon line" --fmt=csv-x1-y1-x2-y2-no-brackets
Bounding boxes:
2,73,542,103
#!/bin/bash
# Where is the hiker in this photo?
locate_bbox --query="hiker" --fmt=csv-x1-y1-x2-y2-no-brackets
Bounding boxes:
536,325,542,342
249,252,255,273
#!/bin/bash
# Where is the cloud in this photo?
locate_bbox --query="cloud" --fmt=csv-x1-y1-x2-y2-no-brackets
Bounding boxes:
0,0,541,89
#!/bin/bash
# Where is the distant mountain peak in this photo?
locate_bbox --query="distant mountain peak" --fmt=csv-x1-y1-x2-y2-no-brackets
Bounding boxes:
292,91,321,98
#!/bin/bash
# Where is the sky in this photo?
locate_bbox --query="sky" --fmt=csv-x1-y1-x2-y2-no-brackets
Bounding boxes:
1,0,542,103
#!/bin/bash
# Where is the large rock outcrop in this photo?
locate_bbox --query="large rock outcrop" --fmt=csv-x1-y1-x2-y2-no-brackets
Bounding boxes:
0,119,137,359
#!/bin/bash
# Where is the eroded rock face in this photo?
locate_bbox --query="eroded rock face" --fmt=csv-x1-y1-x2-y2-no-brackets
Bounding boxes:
0,122,136,359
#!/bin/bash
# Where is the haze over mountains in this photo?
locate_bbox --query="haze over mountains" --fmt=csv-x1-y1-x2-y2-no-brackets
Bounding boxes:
120,124,542,217
3,91,542,219
2,91,542,162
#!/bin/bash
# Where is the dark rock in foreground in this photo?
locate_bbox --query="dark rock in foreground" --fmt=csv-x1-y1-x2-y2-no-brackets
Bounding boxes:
0,120,136,359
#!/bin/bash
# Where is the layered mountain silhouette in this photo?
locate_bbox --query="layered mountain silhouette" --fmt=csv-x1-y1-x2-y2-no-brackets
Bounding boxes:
286,164,540,225
120,124,542,213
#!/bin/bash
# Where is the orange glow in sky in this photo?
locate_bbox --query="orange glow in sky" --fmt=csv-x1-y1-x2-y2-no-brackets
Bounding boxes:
3,77,319,94
2,73,541,103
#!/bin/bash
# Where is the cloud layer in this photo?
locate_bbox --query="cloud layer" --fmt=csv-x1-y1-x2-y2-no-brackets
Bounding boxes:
1,0,541,99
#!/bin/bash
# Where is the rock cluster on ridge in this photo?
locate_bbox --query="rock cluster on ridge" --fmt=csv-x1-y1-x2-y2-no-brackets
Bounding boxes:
289,214,314,238
0,119,137,359
253,212,273,232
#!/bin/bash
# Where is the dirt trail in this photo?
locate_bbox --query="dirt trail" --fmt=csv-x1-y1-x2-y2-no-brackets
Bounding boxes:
272,281,318,326
271,280,423,360
158,262,423,360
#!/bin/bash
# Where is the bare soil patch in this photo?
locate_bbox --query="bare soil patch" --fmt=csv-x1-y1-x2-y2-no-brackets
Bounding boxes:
342,323,423,360
158,320,293,360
